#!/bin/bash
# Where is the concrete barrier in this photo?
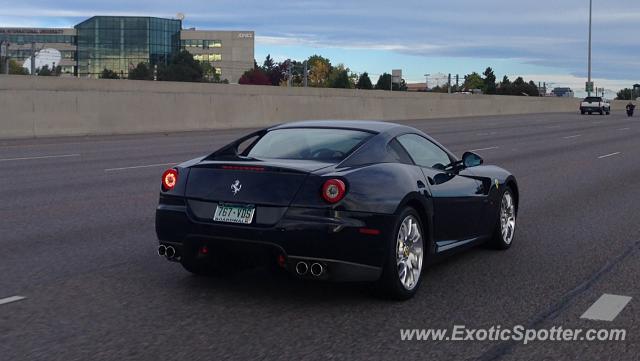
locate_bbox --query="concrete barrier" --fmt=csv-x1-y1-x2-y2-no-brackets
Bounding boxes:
1,75,583,139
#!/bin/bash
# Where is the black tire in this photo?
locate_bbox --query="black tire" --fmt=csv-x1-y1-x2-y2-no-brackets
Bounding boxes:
606,110,610,115
581,111,585,115
599,110,604,115
487,187,517,250
588,112,592,115
376,207,425,300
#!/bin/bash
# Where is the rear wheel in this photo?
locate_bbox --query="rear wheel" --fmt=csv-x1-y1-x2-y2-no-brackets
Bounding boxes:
377,207,425,300
487,188,517,250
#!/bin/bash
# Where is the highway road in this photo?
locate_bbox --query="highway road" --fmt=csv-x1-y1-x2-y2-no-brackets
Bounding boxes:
1,112,639,360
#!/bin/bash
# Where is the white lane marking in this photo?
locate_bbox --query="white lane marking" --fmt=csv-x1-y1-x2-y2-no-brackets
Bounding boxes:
580,294,632,321
0,154,80,162
597,152,621,159
546,125,562,128
617,127,630,131
104,162,178,172
0,296,26,305
470,146,499,152
476,132,498,136
562,134,582,139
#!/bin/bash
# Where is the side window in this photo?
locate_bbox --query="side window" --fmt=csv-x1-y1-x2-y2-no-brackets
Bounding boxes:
386,139,414,164
396,134,451,169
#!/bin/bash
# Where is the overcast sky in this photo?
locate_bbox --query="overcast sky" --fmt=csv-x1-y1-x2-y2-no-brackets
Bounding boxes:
1,0,637,95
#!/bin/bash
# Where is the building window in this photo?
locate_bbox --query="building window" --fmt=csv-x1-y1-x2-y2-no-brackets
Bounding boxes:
193,53,221,62
204,40,222,48
180,39,222,49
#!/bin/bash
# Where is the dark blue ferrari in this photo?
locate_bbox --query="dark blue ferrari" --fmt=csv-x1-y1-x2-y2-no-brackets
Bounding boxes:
155,120,518,299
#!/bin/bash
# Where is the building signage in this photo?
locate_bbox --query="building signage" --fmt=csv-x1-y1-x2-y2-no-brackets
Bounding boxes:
238,33,253,38
0,28,65,35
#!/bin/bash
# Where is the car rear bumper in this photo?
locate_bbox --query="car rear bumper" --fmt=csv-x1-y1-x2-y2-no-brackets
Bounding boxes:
155,200,396,282
580,106,607,111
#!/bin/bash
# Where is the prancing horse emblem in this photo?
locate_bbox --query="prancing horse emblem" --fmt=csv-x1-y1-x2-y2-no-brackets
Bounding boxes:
231,180,242,195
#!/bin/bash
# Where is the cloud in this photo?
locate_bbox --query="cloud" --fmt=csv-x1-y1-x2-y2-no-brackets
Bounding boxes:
1,0,638,88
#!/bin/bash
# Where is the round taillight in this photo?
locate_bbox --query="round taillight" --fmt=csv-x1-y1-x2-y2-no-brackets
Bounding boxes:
321,179,346,204
162,168,178,191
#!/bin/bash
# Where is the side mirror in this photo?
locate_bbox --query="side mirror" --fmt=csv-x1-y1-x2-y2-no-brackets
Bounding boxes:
462,151,483,168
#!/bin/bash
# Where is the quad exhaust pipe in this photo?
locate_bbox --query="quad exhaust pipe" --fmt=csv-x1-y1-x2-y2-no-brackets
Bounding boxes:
158,245,178,260
295,261,325,277
295,261,308,276
310,263,324,277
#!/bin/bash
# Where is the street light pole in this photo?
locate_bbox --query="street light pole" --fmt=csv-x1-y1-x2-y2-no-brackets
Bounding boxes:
424,73,430,91
587,0,592,96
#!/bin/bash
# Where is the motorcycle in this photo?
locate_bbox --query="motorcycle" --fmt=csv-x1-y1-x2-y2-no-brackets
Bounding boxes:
627,104,635,117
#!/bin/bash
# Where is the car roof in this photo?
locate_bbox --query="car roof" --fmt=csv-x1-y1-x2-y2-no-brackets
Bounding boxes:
271,120,404,133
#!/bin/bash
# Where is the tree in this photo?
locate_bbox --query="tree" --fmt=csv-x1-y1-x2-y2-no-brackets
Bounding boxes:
99,68,120,79
158,50,204,82
375,73,405,91
463,72,484,91
200,62,222,83
616,88,635,100
4,59,28,75
128,62,153,80
356,72,373,89
37,65,52,76
375,73,392,90
328,66,353,89
497,75,511,95
262,54,275,72
238,68,271,85
263,59,287,86
483,67,497,94
527,81,540,96
307,54,332,87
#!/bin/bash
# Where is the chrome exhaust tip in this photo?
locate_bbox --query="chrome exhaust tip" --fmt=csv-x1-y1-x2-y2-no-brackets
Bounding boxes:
165,246,176,258
157,245,167,257
310,263,324,277
295,261,308,276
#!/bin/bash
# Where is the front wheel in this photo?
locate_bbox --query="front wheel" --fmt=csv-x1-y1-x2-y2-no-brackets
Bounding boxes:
377,207,425,300
487,188,517,250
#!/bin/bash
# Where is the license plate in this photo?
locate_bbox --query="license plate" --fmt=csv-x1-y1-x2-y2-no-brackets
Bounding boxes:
213,204,255,224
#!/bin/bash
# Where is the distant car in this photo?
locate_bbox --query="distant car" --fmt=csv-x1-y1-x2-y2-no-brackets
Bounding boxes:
580,96,610,115
155,121,519,299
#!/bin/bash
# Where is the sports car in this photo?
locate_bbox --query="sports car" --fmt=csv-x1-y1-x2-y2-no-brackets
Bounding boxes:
155,120,518,299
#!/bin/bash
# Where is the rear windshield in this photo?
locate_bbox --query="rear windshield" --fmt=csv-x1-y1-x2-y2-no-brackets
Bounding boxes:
246,128,373,161
584,97,602,102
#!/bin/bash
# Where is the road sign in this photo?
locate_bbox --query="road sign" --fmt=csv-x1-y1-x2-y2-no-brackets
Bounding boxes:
392,69,402,84
585,81,594,93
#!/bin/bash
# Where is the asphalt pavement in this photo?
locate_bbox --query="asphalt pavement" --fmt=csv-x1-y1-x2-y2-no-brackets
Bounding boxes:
1,112,639,360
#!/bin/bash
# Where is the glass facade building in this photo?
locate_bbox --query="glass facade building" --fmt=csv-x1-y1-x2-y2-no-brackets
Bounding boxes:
1,17,253,82
75,16,181,78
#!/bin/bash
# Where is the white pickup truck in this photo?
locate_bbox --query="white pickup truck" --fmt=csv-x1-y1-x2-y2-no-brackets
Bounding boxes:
580,96,610,115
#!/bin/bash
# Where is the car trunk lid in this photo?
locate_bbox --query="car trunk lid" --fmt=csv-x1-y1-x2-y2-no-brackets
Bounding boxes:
184,160,333,206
